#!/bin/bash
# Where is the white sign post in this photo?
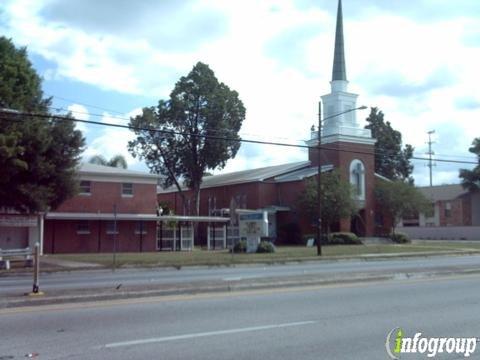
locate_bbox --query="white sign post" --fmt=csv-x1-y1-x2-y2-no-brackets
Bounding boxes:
239,212,268,253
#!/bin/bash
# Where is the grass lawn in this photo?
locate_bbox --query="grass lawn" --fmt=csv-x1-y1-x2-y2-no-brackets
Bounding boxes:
47,242,480,269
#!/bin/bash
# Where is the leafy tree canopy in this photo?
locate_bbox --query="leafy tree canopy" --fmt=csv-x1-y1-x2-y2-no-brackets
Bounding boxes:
0,36,85,213
365,107,414,183
375,180,432,234
129,62,246,215
89,154,128,169
298,171,358,233
459,138,480,192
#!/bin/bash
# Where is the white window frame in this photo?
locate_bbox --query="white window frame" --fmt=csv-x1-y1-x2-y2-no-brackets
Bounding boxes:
79,180,91,196
122,183,133,197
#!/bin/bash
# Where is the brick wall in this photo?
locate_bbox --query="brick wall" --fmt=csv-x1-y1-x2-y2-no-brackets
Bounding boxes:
44,220,157,253
56,182,158,214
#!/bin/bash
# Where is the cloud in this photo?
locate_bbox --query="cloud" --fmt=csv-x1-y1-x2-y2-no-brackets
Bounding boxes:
363,69,455,99
39,0,227,52
82,108,143,168
455,97,480,110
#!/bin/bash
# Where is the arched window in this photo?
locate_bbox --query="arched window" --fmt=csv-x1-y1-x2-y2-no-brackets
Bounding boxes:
349,160,365,200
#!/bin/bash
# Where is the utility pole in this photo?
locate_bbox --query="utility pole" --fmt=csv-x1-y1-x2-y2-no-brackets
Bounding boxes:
427,130,436,187
316,101,322,256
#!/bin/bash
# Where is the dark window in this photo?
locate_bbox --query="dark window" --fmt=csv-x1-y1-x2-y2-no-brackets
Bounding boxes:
76,221,90,234
122,183,133,196
135,221,147,234
79,181,91,195
445,202,452,218
106,221,119,234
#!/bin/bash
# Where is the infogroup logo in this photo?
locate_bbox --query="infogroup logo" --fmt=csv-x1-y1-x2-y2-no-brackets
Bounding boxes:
385,328,478,359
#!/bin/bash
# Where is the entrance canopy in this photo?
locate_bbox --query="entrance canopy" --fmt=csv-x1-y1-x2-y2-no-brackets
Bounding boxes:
45,212,230,223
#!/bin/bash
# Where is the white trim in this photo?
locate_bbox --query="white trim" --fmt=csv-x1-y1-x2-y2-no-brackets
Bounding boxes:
45,212,230,223
79,174,157,185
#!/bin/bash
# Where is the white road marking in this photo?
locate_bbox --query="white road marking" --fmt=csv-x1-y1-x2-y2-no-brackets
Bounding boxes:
104,321,316,348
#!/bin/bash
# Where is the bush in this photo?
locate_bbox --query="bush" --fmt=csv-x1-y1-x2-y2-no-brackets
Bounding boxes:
328,232,362,245
391,232,411,244
232,240,247,253
256,241,275,253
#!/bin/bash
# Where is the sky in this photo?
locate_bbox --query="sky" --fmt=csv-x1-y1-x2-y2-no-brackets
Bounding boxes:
1,0,479,186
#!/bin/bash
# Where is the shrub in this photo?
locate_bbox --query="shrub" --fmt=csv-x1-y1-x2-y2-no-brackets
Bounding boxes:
232,240,247,253
256,241,275,253
390,232,411,244
328,232,362,245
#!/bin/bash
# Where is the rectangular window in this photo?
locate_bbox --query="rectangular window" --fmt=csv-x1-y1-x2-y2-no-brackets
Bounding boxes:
79,181,91,195
445,202,452,218
106,221,119,234
76,221,90,234
135,221,147,235
122,183,133,196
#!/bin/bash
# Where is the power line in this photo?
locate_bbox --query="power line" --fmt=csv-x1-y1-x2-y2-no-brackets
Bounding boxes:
1,108,478,166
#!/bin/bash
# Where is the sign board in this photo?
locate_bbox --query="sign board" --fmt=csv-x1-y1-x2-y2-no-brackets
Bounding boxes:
0,215,38,227
306,238,315,247
239,212,268,253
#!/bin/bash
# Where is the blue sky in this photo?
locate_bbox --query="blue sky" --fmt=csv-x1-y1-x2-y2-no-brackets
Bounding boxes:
1,0,479,186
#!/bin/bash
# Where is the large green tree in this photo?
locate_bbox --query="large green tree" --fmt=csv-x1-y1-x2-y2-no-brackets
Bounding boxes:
365,107,414,182
129,62,246,215
375,180,432,235
298,171,358,234
459,138,480,192
0,36,85,213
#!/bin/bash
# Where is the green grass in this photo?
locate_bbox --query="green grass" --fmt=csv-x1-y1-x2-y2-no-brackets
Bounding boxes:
47,242,480,269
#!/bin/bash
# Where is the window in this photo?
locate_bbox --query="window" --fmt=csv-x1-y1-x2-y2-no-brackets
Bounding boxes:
122,183,133,196
79,181,91,195
349,160,365,200
445,202,452,218
106,221,119,234
135,221,147,235
76,221,90,234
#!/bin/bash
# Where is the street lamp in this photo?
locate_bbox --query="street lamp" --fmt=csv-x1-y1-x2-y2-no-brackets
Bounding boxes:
316,105,368,256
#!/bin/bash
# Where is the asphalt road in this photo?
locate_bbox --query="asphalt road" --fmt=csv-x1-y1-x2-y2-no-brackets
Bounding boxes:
1,274,480,359
1,254,480,295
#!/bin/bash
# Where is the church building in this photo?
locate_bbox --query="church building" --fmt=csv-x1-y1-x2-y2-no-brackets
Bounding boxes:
158,0,387,244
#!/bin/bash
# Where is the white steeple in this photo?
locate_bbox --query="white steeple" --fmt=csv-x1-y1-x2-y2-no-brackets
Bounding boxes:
308,0,374,146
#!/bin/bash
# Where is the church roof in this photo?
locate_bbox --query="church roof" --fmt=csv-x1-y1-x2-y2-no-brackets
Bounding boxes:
157,161,311,193
332,0,347,81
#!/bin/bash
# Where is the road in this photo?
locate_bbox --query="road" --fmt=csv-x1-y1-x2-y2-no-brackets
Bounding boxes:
1,254,480,295
1,274,480,359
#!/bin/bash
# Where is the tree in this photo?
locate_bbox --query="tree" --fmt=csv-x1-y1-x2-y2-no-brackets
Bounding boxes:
365,107,414,182
129,62,246,216
89,154,128,169
375,180,432,235
298,171,358,235
0,36,85,213
459,138,480,192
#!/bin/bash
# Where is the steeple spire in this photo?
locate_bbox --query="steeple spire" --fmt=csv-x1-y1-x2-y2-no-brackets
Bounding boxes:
332,0,347,81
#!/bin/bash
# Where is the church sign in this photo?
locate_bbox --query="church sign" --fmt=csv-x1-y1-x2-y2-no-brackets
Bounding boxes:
239,212,268,253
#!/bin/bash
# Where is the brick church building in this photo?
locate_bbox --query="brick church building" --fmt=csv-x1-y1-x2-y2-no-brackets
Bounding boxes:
158,0,387,244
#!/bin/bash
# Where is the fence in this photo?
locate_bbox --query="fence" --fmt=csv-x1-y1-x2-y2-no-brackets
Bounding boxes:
157,223,194,251
207,225,226,250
